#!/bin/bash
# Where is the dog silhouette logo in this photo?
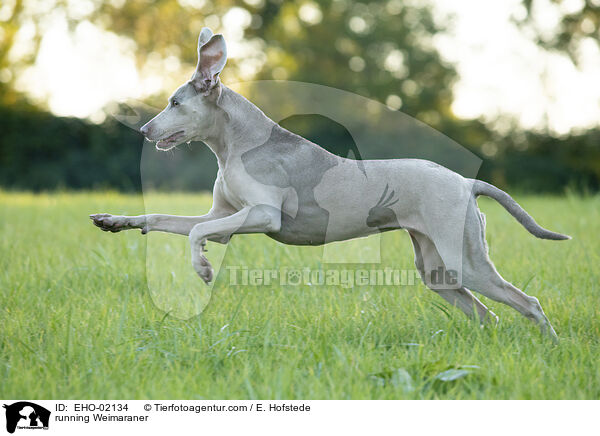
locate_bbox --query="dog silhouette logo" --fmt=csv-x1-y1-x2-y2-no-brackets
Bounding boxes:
366,184,400,230
3,402,50,433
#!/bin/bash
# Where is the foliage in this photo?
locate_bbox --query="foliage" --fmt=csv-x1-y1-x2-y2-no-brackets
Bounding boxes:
0,104,598,192
519,0,600,65
0,0,598,192
0,105,144,191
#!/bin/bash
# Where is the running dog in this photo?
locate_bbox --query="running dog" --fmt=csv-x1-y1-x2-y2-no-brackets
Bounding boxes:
91,28,569,339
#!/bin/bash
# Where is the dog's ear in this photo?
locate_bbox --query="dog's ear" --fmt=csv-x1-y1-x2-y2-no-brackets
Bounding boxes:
192,33,227,94
197,27,213,52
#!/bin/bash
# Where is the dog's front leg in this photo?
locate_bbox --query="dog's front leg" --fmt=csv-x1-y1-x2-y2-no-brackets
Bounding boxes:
90,211,231,236
189,205,281,283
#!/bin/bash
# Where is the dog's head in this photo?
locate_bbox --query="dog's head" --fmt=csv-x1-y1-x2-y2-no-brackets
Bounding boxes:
139,28,227,150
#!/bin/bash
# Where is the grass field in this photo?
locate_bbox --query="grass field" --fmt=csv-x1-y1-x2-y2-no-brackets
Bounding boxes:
1,191,598,399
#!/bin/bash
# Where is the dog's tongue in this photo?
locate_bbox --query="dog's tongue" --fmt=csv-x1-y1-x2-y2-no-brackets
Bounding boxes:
156,140,171,149
156,131,184,149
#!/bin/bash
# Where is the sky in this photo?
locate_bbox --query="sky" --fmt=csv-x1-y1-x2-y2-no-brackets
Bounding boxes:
434,0,600,135
11,0,600,135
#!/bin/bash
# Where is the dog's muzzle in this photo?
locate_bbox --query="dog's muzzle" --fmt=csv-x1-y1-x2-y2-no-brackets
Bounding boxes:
139,124,151,138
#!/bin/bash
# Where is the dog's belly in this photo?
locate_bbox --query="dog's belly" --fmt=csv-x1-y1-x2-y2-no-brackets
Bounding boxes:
267,202,383,246
267,206,330,246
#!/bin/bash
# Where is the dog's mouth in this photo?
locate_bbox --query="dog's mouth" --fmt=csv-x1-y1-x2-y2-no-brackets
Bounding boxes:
155,131,185,150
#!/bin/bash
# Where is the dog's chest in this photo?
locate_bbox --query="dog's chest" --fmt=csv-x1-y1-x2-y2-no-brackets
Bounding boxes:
217,172,244,210
218,161,267,210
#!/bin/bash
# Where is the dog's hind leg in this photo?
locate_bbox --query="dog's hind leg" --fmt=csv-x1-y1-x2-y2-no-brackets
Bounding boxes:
409,231,498,323
461,202,557,340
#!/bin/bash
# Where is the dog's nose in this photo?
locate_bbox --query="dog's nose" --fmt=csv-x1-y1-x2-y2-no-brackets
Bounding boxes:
139,124,150,137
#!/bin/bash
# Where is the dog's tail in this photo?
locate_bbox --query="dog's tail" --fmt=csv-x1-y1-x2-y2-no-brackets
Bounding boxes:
472,179,571,240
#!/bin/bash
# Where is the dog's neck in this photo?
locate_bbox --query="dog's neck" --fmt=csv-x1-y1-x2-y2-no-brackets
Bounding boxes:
201,85,277,169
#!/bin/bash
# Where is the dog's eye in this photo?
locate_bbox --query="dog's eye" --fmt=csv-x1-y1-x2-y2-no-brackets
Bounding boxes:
172,100,180,107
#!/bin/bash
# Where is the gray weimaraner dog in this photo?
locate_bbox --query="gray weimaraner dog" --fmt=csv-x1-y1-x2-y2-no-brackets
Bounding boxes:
91,28,569,339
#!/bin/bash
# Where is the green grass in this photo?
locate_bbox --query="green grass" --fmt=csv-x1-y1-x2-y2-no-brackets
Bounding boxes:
0,191,598,399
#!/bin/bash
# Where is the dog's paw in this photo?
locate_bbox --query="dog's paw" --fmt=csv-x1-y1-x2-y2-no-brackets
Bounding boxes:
487,311,500,326
90,213,134,232
480,310,499,328
192,253,214,284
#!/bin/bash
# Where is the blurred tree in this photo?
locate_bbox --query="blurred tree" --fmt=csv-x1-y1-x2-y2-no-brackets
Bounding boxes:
86,0,461,131
0,0,543,136
0,0,27,106
518,0,600,65
0,0,598,192
248,0,456,130
91,0,494,164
